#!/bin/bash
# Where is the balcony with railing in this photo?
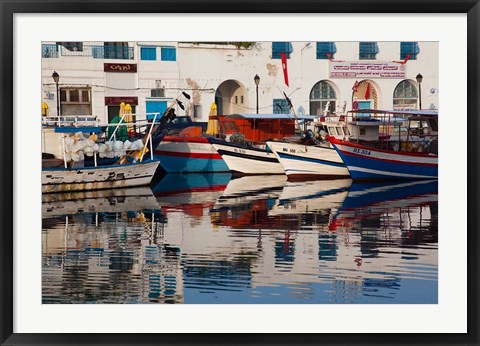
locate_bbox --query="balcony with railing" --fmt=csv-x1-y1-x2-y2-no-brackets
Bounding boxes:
42,44,134,60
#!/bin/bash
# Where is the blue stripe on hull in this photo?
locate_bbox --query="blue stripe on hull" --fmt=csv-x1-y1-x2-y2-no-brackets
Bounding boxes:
154,154,229,173
337,152,437,180
277,151,345,168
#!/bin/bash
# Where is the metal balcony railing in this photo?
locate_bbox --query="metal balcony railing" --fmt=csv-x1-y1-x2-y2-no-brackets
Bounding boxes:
42,44,58,58
41,44,135,60
92,46,134,60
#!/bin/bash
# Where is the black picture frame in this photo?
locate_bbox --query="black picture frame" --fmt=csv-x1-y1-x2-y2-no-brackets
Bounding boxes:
1,1,478,345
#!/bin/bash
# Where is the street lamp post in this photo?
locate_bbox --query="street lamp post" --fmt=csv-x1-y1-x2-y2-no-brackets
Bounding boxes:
52,71,60,118
254,74,260,114
416,73,423,110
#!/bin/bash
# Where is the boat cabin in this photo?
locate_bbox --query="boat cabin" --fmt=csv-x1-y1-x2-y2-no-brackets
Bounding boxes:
406,115,438,138
345,109,412,143
213,114,317,142
312,115,350,141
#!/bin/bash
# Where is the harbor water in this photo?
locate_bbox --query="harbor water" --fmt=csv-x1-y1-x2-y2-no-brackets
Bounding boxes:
42,174,438,304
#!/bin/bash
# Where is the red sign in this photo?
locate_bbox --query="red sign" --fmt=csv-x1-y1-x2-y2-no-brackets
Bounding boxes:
104,63,137,73
105,97,138,106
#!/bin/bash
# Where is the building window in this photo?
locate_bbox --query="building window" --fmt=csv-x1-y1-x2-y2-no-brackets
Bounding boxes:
309,81,337,115
81,90,90,102
272,42,293,59
273,99,289,114
141,47,157,60
316,42,337,59
60,88,92,115
359,42,379,60
161,47,176,61
60,89,67,102
151,88,165,97
69,90,80,102
393,80,418,110
400,42,420,60
60,88,91,104
193,105,202,119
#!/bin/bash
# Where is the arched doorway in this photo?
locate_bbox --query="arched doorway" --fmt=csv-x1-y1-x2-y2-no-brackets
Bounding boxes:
309,80,338,116
352,80,378,110
215,80,247,115
393,80,418,110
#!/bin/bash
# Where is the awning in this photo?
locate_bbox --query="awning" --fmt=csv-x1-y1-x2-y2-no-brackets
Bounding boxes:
54,126,104,134
349,109,438,117
226,114,318,121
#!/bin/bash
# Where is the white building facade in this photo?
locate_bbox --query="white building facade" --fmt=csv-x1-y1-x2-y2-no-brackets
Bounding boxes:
41,41,438,123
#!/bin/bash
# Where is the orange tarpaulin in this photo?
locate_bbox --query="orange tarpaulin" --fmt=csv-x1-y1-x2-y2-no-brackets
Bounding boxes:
179,126,202,137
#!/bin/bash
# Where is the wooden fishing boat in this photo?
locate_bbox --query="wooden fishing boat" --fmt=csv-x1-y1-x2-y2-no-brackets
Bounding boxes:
330,110,438,180
154,127,229,173
42,113,164,193
208,113,317,175
267,112,405,180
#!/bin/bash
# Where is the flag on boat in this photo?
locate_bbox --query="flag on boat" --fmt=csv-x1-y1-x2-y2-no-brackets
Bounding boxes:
280,52,289,87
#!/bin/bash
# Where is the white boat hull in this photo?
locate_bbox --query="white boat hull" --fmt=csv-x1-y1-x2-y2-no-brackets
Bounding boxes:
210,141,284,175
42,160,160,193
267,141,349,180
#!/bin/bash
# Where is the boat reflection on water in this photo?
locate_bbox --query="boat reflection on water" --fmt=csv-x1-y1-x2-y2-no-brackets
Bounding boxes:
333,179,438,232
210,175,288,229
42,186,177,304
42,187,159,218
152,173,231,215
42,174,438,304
271,179,352,215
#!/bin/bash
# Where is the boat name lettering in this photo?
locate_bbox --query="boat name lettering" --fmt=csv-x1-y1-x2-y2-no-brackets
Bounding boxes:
233,148,246,154
353,148,371,156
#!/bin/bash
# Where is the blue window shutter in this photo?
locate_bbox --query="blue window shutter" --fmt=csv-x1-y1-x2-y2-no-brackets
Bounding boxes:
141,47,156,61
359,42,379,59
400,42,420,60
146,101,167,121
92,46,103,59
272,42,293,59
316,42,337,59
161,47,176,61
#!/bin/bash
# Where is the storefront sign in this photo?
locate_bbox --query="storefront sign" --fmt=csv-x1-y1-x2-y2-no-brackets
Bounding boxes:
104,97,138,106
392,103,417,110
104,63,137,73
330,61,406,78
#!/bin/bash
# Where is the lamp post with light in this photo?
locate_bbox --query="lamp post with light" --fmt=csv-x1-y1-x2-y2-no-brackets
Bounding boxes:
52,71,60,117
254,74,260,114
416,73,423,110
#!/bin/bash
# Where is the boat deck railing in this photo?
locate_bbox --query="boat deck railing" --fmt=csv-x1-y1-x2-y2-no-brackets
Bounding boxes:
42,115,100,127
45,113,165,168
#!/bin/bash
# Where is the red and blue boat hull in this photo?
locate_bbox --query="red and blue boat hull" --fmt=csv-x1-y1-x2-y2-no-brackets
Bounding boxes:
331,140,438,180
154,136,229,173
